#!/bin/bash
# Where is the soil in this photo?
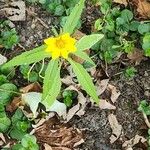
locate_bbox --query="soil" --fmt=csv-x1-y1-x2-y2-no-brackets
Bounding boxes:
1,1,150,150
72,60,150,150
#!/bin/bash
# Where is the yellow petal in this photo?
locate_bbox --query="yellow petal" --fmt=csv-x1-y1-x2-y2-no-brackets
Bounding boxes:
44,37,55,45
61,49,69,59
45,46,52,52
61,33,70,40
52,50,60,59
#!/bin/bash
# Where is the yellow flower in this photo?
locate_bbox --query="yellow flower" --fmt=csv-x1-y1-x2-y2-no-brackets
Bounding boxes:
44,33,77,59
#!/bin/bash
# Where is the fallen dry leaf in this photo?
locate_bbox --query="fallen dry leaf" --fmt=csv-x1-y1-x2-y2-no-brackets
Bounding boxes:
61,76,75,86
136,0,150,19
44,143,53,150
96,79,109,96
108,114,122,143
6,97,21,112
44,144,72,150
0,45,3,48
127,48,145,65
0,133,6,143
113,0,128,6
0,140,3,146
1,1,26,21
20,82,42,93
6,83,42,113
122,134,147,149
107,84,120,103
35,117,83,149
65,85,87,122
0,54,7,65
73,30,85,40
99,99,116,110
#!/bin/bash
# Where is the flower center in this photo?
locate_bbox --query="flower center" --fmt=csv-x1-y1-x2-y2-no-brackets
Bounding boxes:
55,38,66,49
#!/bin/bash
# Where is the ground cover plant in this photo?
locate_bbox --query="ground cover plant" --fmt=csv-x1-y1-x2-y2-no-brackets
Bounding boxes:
0,0,150,149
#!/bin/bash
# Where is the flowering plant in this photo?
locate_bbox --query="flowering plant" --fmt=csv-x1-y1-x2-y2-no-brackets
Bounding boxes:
3,0,103,108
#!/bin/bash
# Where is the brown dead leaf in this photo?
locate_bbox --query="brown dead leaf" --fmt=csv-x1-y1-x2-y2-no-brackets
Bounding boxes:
0,133,6,143
73,30,85,40
99,99,116,110
44,144,53,150
20,82,42,93
127,48,145,65
0,54,7,65
0,45,3,48
6,97,21,112
136,0,150,19
113,0,128,6
6,83,42,112
44,143,71,150
1,1,26,21
61,76,75,86
35,117,83,149
0,140,3,146
65,85,87,122
107,84,120,103
96,79,109,96
122,134,147,149
108,114,122,143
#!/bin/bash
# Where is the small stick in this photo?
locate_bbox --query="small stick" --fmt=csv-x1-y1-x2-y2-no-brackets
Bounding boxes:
143,112,150,128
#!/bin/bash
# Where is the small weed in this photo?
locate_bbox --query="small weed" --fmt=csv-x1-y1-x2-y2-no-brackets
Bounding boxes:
92,0,150,63
124,67,137,79
12,134,39,150
0,20,19,49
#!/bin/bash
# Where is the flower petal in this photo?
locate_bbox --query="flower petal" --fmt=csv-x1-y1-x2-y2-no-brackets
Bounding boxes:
52,50,61,59
61,49,69,59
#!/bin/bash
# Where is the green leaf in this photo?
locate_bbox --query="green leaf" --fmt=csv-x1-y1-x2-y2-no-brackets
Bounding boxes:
21,134,39,150
42,59,61,107
2,45,49,68
0,113,11,133
63,0,85,34
129,21,140,31
68,58,99,104
74,51,95,66
11,109,24,124
0,83,18,105
138,23,150,35
94,19,103,31
0,75,8,86
76,34,104,51
10,127,27,140
12,144,23,150
143,33,150,44
121,9,133,22
54,5,65,16
144,48,150,57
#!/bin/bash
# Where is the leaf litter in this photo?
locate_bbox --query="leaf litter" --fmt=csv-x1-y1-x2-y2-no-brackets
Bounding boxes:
1,1,26,21
122,134,147,149
108,114,123,144
34,117,84,150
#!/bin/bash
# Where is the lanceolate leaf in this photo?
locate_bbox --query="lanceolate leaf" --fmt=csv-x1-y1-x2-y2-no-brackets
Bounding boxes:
74,51,95,66
76,34,104,51
42,59,61,107
3,45,49,68
63,0,85,34
68,58,99,104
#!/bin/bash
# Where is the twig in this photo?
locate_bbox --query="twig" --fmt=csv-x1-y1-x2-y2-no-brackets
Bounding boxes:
143,112,150,128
